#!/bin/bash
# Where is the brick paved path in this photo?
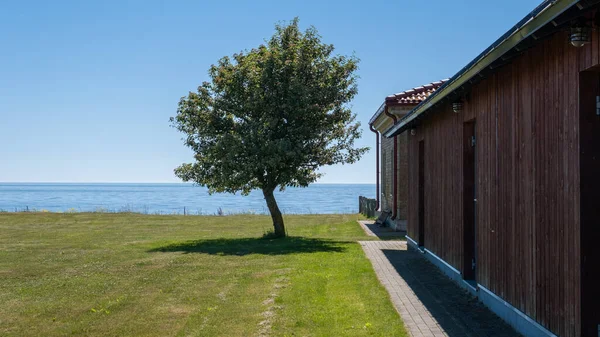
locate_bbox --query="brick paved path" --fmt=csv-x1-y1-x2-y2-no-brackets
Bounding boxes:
359,240,520,337
357,220,405,239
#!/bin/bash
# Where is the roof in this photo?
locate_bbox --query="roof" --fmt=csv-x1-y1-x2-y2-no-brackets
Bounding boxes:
384,0,583,137
369,80,448,126
385,80,449,105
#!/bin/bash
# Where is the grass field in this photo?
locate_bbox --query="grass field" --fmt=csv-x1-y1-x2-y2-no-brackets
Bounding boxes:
0,213,407,336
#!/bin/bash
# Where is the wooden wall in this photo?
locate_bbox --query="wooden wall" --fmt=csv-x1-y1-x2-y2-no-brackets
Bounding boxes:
406,30,600,337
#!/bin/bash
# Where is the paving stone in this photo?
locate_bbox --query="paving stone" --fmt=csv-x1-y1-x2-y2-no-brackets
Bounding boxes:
359,238,521,337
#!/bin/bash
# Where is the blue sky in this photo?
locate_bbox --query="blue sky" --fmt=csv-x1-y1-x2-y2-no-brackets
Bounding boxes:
0,0,541,183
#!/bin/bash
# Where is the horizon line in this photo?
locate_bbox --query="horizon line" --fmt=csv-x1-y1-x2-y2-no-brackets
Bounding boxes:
0,181,375,185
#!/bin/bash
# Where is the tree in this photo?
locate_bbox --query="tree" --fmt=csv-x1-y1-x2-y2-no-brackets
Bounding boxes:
170,18,368,238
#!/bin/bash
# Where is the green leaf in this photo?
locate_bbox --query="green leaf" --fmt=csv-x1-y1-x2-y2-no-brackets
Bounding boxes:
171,18,368,236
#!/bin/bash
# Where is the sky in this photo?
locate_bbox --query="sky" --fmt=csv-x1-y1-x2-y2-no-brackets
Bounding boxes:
0,0,542,184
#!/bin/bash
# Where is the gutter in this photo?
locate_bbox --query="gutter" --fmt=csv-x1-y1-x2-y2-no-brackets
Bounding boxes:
384,0,579,138
369,103,386,126
383,107,399,219
369,125,380,211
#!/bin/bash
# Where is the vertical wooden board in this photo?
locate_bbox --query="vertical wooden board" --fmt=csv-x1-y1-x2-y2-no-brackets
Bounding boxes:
495,72,502,299
507,68,515,302
483,77,492,291
409,132,416,241
482,77,489,292
445,109,452,265
475,81,486,287
428,119,435,253
493,74,500,296
504,67,516,303
551,36,561,335
407,135,414,239
492,73,497,296
537,38,545,327
569,34,581,337
406,137,411,236
473,84,481,283
593,29,599,67
449,109,455,267
552,37,563,335
543,38,551,331
571,38,581,337
513,56,524,314
519,50,535,318
512,55,522,313
457,108,464,271
563,37,572,337
496,71,504,298
555,35,565,337
507,59,516,306
412,131,419,241
523,47,537,322
398,31,592,337
530,43,539,322
476,82,485,287
564,37,574,337
481,78,489,290
496,71,506,300
457,109,463,269
579,28,593,71
546,37,555,334
541,38,548,330
516,50,527,318
452,108,461,269
560,32,574,336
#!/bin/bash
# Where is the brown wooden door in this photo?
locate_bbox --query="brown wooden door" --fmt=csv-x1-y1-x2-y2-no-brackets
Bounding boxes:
418,140,425,247
580,71,600,337
463,121,477,281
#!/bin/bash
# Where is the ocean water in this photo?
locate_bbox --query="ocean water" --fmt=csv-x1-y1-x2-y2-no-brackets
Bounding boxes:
0,183,375,215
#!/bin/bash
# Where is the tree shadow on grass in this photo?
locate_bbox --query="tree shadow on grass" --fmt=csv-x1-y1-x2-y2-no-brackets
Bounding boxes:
148,237,348,256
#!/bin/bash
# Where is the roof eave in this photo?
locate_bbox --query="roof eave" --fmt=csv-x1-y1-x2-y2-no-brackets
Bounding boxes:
368,103,386,126
368,101,417,126
384,0,579,138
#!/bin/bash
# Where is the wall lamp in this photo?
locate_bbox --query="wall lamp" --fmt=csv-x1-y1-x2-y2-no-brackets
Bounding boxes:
570,20,592,47
452,101,464,113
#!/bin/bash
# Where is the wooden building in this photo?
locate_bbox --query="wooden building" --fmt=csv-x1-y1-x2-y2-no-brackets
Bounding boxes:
369,81,446,230
377,1,600,336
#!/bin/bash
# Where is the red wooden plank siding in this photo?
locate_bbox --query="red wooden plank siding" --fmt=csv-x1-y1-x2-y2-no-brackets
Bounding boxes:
405,31,598,337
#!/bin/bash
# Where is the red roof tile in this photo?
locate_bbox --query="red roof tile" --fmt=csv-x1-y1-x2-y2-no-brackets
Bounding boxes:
369,80,448,126
385,79,449,106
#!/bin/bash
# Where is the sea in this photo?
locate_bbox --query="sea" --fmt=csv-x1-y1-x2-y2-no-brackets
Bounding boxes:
0,183,375,215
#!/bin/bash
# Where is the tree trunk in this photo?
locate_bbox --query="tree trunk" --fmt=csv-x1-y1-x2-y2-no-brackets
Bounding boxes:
262,188,286,238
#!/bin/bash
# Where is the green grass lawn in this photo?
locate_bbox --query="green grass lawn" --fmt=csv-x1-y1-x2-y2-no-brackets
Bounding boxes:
0,213,407,337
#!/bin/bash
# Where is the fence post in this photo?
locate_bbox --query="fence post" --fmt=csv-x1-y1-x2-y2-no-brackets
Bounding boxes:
359,196,377,218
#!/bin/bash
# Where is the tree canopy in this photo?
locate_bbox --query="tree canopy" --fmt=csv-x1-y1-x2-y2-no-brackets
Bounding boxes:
171,18,368,237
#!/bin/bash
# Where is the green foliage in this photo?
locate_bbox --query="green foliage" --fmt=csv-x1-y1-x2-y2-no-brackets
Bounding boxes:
170,19,367,232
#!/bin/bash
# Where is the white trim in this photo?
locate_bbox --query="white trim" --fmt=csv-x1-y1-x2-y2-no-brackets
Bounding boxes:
369,103,386,125
462,280,478,293
478,285,557,337
421,247,478,295
411,244,560,336
424,248,461,275
405,235,419,248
